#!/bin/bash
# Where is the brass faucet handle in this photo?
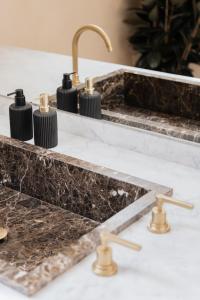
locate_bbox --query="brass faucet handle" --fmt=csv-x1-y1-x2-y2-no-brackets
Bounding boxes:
92,231,142,276
148,194,194,234
100,231,142,251
156,194,194,210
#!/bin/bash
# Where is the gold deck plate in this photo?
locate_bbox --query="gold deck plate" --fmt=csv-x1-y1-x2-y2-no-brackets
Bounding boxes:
92,260,118,276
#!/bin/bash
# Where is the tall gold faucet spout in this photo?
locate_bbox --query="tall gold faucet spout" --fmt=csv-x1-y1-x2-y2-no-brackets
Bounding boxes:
72,24,113,86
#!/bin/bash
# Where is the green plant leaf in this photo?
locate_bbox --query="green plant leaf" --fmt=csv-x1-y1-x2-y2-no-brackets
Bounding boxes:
133,9,151,22
143,0,156,6
125,0,198,76
171,0,187,7
146,51,161,68
197,1,200,12
171,12,191,20
188,50,200,63
149,5,159,21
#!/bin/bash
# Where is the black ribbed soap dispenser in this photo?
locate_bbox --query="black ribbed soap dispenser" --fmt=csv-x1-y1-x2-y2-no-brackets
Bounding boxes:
79,77,101,119
7,89,33,141
33,93,58,149
57,72,78,113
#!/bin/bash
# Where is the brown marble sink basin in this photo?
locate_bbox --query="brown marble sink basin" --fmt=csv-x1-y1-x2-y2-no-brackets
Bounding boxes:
50,69,200,143
0,135,171,295
94,69,200,143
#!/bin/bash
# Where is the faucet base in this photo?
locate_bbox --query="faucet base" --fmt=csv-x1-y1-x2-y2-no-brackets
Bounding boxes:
92,245,118,276
148,222,171,234
147,206,171,234
92,260,118,276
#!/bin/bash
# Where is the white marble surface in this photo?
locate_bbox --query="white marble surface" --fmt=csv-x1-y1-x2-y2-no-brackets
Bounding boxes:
0,46,123,101
0,132,200,300
1,46,200,103
1,96,200,170
56,109,200,169
0,47,200,300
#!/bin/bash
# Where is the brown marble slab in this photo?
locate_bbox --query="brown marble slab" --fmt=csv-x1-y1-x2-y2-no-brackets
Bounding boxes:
0,187,99,272
0,135,147,223
0,135,172,295
95,70,200,143
49,69,200,143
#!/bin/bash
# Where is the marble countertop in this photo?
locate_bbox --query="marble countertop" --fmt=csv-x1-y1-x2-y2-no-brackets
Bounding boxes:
1,46,200,102
0,47,200,300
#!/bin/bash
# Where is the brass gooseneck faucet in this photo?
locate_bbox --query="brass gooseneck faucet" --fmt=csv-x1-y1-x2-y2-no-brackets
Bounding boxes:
72,24,113,86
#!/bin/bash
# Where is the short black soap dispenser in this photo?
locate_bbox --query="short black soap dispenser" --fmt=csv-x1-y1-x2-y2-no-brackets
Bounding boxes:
79,77,101,119
7,89,33,141
33,93,58,149
57,72,78,113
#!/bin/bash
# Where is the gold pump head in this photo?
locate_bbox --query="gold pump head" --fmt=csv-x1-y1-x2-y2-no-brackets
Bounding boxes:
85,77,94,95
39,93,49,113
148,194,194,234
92,231,141,276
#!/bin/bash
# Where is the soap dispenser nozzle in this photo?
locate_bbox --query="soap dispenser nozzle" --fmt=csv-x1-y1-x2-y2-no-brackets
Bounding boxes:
62,72,76,89
7,89,26,106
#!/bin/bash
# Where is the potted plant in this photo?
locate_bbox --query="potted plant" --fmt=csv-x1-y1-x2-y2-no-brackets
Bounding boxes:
125,0,200,76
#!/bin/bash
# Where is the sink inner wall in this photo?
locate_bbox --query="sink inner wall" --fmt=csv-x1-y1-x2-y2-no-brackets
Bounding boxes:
94,71,200,121
0,136,147,223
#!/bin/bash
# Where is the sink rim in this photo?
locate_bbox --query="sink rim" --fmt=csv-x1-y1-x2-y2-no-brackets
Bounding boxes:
47,68,200,145
0,134,172,295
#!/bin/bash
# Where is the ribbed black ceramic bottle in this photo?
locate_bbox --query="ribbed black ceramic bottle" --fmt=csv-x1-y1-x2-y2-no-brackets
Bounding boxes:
8,89,33,141
79,77,101,119
57,72,78,113
33,93,58,149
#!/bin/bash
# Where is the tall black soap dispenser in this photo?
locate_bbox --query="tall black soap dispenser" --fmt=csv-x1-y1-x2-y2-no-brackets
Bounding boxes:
7,89,33,141
79,77,101,119
57,73,78,113
33,93,58,149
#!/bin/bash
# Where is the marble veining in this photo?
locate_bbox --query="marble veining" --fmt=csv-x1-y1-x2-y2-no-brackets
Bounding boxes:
0,134,171,295
0,187,99,272
50,69,200,144
0,187,100,295
95,70,200,143
0,135,147,223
